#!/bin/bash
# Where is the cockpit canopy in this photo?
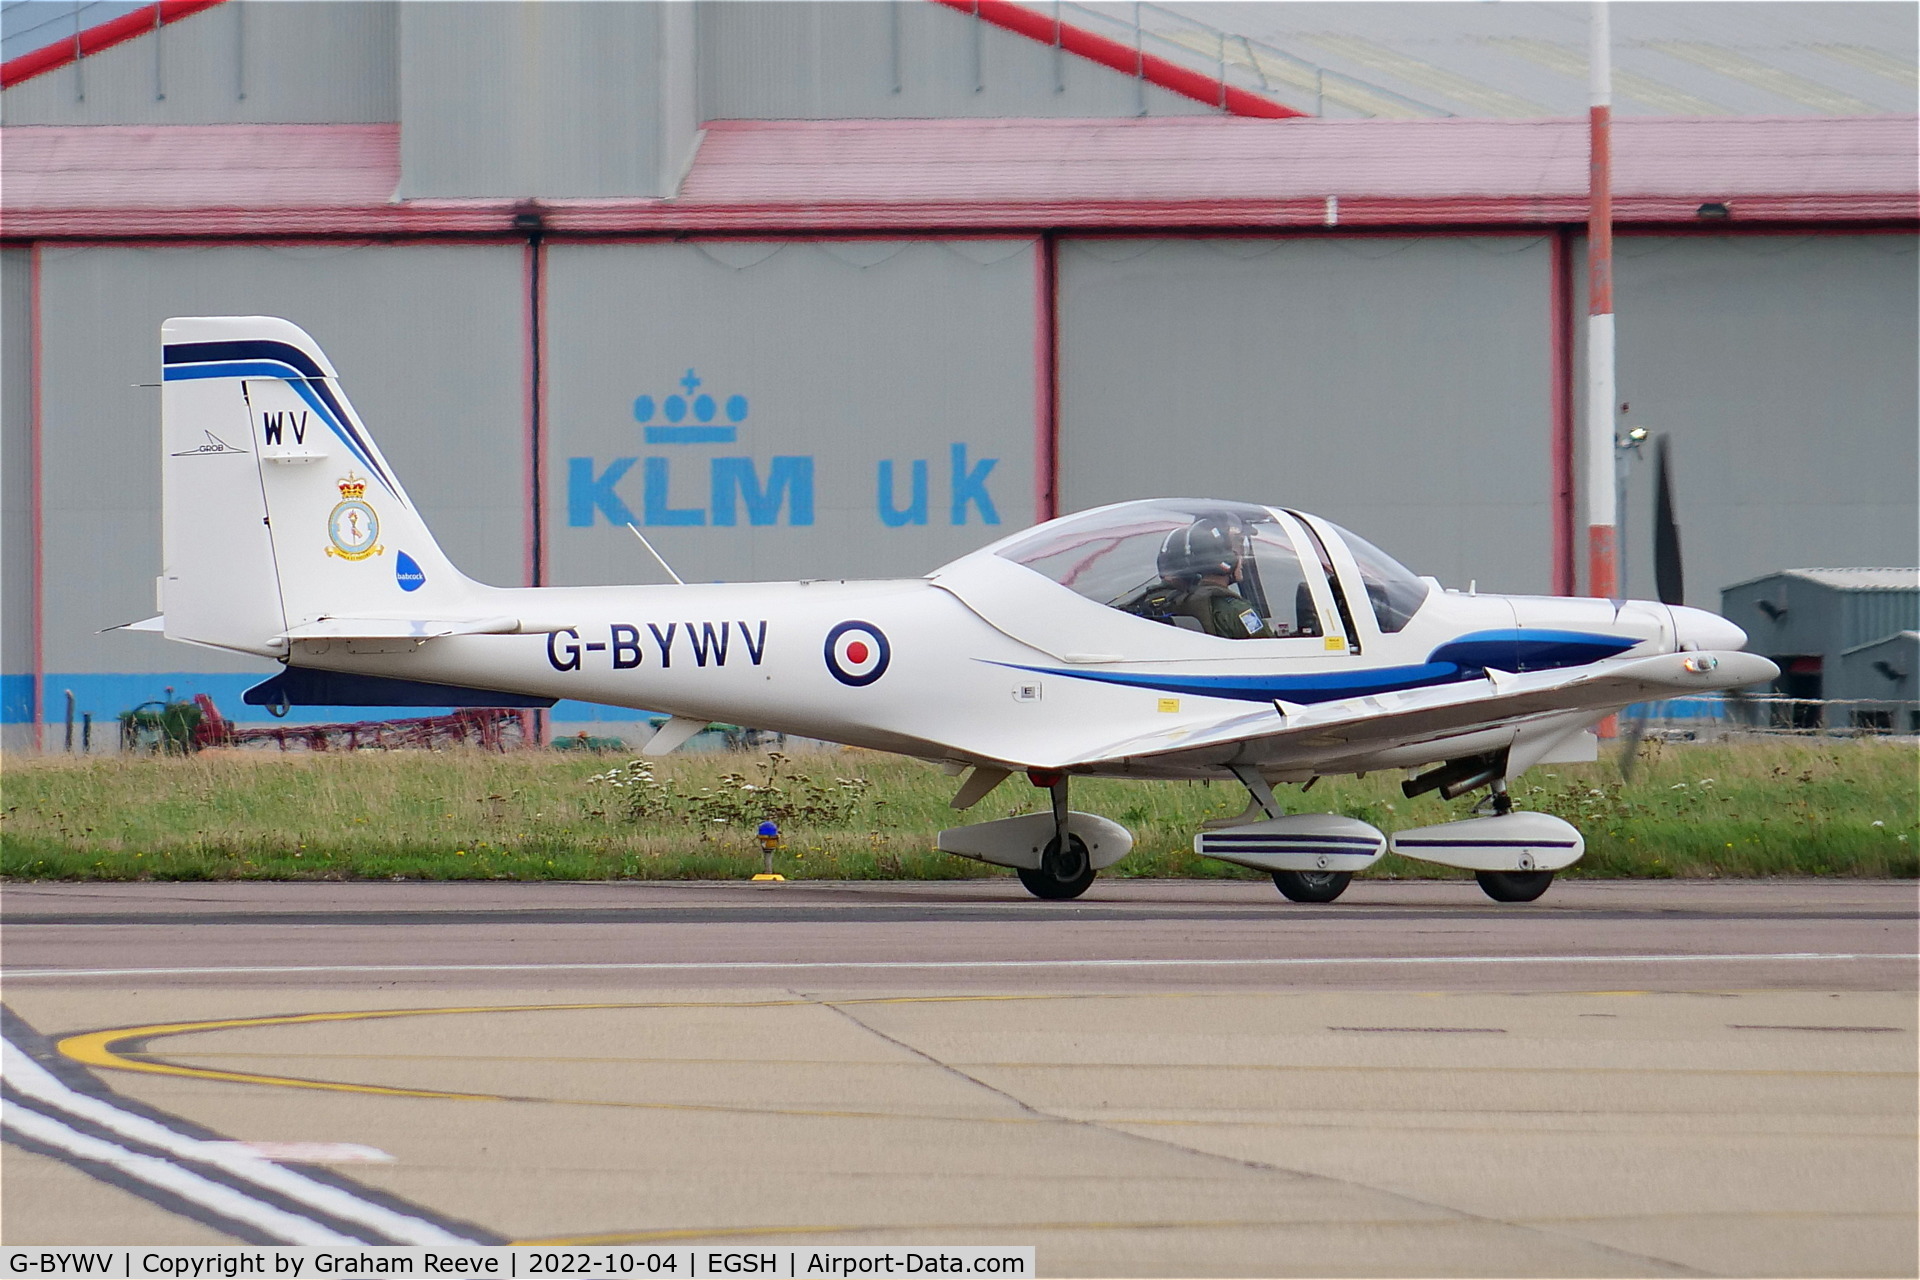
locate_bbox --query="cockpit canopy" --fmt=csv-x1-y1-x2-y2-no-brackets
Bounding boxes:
991,499,1429,637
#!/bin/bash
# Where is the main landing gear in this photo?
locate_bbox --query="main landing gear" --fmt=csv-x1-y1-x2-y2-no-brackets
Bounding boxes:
935,768,1132,901
1019,773,1096,901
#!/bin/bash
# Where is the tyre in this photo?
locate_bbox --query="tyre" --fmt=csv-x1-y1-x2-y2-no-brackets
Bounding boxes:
1271,870,1353,903
1017,834,1096,901
1475,870,1555,902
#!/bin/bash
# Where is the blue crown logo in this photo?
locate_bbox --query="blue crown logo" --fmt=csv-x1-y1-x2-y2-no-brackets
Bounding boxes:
635,369,748,445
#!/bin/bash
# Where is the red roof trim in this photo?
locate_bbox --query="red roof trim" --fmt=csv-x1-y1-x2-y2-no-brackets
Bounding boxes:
2,0,229,90
927,0,1303,119
4,117,1913,238
7,196,1911,240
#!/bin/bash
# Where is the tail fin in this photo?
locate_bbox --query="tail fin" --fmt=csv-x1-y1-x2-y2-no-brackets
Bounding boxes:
161,317,480,656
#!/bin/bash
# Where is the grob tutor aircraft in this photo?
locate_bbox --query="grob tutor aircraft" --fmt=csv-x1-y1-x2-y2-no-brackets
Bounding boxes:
135,318,1776,903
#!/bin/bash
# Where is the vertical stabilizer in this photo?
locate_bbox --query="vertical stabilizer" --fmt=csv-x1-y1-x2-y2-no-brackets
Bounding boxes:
160,317,478,656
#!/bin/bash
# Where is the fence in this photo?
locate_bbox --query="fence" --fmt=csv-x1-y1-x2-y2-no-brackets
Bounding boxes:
1629,695,1920,738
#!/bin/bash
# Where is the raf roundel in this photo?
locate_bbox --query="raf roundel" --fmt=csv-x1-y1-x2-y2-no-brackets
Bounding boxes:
824,621,890,687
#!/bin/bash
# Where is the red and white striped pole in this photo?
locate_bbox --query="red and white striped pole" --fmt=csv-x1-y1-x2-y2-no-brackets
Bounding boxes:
1585,0,1617,602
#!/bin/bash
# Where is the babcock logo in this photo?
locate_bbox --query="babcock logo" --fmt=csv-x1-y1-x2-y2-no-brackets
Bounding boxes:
567,367,1000,531
395,550,426,592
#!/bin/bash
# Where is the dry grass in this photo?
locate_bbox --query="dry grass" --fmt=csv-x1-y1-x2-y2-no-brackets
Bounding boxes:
1,737,1913,881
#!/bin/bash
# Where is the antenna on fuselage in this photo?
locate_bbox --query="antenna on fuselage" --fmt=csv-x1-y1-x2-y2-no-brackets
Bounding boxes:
625,523,686,586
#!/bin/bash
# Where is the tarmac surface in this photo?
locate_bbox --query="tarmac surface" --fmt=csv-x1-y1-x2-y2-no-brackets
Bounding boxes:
2,877,1916,1277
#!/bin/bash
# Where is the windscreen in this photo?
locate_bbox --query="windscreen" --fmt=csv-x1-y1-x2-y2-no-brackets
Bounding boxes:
996,501,1325,638
1326,523,1430,633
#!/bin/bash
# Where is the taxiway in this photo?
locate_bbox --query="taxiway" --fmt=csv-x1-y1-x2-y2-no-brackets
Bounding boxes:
3,878,1915,1276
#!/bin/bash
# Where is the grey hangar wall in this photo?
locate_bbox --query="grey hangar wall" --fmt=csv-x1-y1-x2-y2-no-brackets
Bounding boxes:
3,228,1914,743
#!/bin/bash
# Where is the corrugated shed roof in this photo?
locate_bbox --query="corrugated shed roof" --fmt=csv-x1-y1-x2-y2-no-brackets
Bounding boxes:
1840,630,1919,658
3,114,1914,236
1726,568,1920,592
1786,569,1920,592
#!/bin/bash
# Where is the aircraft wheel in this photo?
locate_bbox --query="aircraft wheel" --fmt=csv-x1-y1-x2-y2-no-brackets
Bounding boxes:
1017,834,1095,901
1475,870,1555,902
1271,870,1353,903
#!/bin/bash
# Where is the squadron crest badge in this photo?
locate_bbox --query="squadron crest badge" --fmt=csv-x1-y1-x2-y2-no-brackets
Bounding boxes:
325,475,383,560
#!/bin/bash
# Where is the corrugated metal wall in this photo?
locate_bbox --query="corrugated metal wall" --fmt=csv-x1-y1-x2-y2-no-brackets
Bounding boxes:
696,1,1213,121
1719,575,1918,664
1056,235,1556,594
1845,587,1920,653
544,239,1039,589
1580,234,1920,609
31,243,526,728
1833,632,1917,709
398,2,696,198
0,1,398,126
1,249,32,748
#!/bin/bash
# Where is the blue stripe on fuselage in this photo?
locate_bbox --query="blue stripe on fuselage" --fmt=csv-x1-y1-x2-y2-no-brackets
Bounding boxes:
987,660,1464,704
988,629,1639,705
1428,629,1638,672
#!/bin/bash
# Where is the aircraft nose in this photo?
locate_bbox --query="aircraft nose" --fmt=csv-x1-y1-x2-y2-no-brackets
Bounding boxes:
1670,605,1748,652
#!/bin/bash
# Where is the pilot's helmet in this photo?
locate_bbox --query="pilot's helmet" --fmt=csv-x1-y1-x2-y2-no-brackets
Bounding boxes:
1158,517,1243,582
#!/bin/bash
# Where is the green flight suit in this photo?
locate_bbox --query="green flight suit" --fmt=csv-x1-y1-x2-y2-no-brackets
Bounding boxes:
1177,582,1274,639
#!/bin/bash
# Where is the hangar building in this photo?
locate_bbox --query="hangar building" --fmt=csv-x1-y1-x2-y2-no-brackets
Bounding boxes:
2,0,1915,746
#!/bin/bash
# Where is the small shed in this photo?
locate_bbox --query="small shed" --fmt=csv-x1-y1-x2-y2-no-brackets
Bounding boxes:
1834,632,1920,732
1721,569,1920,726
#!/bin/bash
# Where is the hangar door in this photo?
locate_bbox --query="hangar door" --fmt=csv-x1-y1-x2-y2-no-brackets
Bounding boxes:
1599,234,1919,611
1057,236,1555,596
27,244,527,722
544,239,1039,587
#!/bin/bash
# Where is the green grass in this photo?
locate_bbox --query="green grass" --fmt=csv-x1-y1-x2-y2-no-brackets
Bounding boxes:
1,738,1913,881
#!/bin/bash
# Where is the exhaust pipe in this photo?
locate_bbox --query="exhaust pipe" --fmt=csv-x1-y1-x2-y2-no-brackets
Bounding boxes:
1403,749,1508,801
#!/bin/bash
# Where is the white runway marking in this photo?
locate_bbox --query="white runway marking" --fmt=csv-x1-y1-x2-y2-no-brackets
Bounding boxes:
0,1100,363,1245
1,1040,472,1244
4,952,1913,979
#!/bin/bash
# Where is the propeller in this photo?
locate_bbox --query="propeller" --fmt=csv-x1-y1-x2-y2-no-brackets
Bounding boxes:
1615,433,1767,777
1620,434,1685,783
1652,434,1683,608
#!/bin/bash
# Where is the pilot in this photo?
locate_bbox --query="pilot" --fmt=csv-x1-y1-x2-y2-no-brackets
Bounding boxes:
1149,518,1274,639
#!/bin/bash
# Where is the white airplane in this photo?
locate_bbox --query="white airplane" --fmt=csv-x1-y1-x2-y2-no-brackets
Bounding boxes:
136,317,1775,904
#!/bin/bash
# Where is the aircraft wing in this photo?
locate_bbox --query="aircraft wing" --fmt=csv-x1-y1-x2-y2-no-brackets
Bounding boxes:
1057,650,1777,770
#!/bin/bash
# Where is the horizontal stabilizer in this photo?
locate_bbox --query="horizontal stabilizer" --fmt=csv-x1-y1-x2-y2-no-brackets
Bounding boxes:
102,615,167,633
276,616,537,640
244,669,556,708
